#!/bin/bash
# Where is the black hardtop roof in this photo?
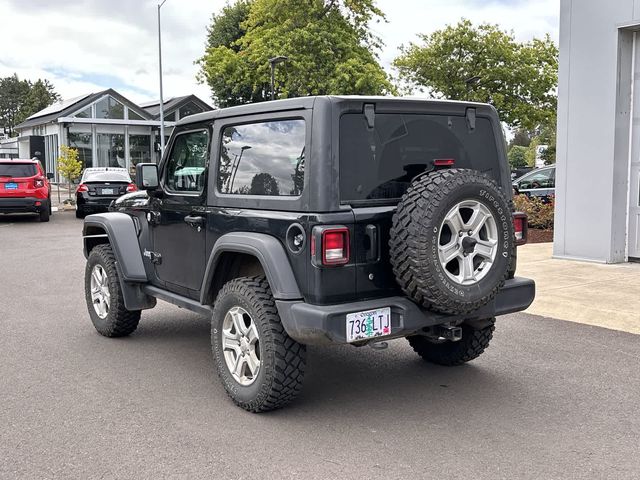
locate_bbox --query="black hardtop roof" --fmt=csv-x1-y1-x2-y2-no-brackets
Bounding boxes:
177,95,495,126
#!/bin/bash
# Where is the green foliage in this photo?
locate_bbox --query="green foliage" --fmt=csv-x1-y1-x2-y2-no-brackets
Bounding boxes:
197,0,395,107
507,145,528,169
509,129,532,148
513,194,554,230
0,74,60,136
57,145,82,199
393,19,558,131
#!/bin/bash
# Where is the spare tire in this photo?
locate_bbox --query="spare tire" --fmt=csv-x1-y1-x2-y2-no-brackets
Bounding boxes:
389,168,514,315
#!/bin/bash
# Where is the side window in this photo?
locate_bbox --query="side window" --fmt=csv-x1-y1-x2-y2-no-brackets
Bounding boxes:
518,168,553,190
217,119,305,196
164,129,209,193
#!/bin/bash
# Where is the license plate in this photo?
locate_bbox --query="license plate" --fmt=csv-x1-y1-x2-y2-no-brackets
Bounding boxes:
346,307,391,343
4,182,18,190
101,188,115,195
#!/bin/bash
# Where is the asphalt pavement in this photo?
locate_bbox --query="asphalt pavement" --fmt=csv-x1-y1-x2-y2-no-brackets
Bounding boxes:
1,211,639,479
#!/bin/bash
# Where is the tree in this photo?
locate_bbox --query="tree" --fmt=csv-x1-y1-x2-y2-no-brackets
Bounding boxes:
57,146,82,200
508,145,528,169
509,129,532,149
507,145,527,170
197,0,395,107
393,19,558,131
0,74,30,137
0,74,60,136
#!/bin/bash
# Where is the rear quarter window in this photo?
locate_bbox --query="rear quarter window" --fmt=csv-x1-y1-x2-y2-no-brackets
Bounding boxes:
0,163,37,178
217,119,305,197
339,113,500,203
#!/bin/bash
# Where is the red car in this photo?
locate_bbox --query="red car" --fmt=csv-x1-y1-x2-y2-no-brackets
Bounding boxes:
0,158,53,222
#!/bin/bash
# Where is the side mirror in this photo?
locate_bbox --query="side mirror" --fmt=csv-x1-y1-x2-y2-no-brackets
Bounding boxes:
46,172,54,180
136,163,159,190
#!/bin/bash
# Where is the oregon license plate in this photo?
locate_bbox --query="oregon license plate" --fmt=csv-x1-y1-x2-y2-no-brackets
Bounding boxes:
4,182,18,190
101,188,114,195
346,307,391,343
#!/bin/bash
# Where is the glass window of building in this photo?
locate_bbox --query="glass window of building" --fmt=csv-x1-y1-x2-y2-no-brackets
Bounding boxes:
165,111,176,122
128,109,144,121
218,119,305,196
178,102,204,120
129,135,151,178
95,96,125,119
68,132,93,170
74,107,91,118
96,133,126,168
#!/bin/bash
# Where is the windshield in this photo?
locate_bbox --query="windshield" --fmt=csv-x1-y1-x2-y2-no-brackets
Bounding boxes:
0,163,37,178
339,113,500,203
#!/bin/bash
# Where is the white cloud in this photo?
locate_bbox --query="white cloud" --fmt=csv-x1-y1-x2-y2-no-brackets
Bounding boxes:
1,0,559,105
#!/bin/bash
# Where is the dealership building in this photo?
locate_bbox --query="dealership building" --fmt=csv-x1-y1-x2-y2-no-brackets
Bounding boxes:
13,89,212,181
556,0,640,262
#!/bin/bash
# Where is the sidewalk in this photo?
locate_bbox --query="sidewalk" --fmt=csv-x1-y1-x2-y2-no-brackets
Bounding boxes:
516,243,640,334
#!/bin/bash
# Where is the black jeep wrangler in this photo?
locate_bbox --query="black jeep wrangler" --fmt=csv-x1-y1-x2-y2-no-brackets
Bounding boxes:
82,96,535,412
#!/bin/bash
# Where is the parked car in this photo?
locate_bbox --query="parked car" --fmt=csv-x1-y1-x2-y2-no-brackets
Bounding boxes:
0,158,53,222
512,165,555,200
75,167,137,218
81,96,535,412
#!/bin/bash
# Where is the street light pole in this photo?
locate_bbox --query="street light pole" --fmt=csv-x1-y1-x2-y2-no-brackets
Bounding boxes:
158,0,168,156
268,56,288,101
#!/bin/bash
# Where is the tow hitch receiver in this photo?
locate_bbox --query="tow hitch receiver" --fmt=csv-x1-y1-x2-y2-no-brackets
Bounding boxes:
429,325,463,342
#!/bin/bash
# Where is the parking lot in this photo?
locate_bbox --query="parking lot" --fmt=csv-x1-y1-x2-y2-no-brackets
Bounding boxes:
1,211,639,479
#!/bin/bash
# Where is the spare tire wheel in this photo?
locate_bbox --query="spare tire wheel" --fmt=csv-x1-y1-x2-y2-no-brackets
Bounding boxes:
390,168,514,315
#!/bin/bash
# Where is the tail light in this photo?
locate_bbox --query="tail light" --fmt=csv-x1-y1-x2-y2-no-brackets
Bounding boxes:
513,212,528,246
126,183,137,193
433,158,455,167
34,178,45,188
76,184,88,193
311,226,350,266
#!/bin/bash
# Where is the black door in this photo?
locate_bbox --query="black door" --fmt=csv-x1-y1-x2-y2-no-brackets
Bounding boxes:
152,128,210,297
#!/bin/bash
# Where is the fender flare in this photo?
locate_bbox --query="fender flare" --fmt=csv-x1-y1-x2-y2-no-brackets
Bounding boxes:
201,232,302,302
83,212,147,283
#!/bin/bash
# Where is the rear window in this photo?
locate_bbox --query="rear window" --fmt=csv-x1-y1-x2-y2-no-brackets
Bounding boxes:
82,171,131,183
339,113,500,203
0,163,37,178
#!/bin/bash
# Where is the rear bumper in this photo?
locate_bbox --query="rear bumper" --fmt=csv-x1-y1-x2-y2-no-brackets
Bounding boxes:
276,277,535,345
0,197,48,214
77,195,116,213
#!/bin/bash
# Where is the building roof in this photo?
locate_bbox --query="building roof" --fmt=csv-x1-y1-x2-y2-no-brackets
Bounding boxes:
15,89,154,130
141,94,213,119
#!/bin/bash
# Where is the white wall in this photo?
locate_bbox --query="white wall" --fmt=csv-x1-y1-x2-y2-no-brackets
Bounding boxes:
555,0,640,262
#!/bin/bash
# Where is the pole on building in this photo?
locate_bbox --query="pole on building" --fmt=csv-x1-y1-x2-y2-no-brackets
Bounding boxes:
158,0,167,156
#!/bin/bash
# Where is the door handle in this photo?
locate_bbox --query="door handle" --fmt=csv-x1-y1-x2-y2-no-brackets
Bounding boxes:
184,215,205,230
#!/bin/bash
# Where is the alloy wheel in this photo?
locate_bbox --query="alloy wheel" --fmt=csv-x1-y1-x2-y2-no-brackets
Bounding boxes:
90,264,111,319
437,200,499,285
222,306,261,386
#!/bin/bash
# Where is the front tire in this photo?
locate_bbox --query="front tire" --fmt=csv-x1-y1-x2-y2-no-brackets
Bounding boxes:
407,319,495,366
211,276,306,412
84,244,141,337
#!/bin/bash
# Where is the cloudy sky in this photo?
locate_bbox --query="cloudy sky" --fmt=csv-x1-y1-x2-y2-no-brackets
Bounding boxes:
1,0,559,106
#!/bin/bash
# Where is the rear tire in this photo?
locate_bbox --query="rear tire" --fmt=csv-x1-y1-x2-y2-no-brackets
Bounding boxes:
211,276,306,412
39,203,50,222
84,244,141,337
407,319,495,366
